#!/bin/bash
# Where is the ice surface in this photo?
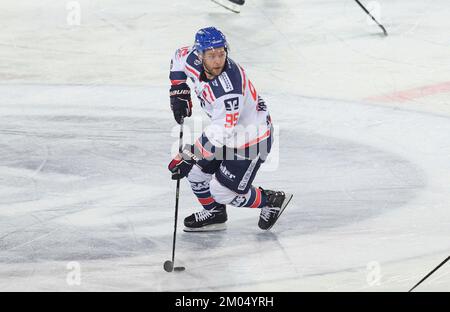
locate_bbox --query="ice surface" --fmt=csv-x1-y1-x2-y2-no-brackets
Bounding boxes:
0,0,449,291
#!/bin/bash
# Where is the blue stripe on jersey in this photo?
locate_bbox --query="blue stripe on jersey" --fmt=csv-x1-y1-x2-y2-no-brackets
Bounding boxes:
192,132,218,161
169,70,187,80
186,51,204,73
245,188,256,207
198,132,216,153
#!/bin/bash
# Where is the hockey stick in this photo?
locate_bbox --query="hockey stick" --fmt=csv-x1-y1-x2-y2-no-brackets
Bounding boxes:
211,0,244,14
408,256,450,292
164,118,186,272
354,0,388,36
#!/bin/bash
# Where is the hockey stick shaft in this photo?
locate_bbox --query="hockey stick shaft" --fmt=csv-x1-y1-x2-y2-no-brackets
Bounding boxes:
409,256,450,292
171,118,184,264
354,0,388,36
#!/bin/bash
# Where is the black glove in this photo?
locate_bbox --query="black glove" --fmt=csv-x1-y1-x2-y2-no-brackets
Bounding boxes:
168,145,198,180
170,83,192,124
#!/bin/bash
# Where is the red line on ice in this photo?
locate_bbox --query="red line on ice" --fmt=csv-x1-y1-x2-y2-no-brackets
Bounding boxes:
365,81,450,103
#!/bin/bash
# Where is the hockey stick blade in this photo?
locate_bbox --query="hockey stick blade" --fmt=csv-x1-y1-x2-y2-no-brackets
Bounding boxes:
174,266,186,272
354,0,388,36
164,260,185,272
211,0,241,13
379,24,388,37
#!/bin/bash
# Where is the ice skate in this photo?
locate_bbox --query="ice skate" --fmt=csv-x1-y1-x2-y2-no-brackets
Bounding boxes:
184,205,228,232
258,189,293,230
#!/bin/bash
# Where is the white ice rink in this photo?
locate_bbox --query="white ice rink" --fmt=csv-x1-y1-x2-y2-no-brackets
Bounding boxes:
0,0,449,291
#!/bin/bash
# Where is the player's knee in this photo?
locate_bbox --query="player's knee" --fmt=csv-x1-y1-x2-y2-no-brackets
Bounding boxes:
210,178,236,204
187,165,212,183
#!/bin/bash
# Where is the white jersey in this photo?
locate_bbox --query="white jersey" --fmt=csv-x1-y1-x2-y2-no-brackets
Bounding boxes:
169,46,272,151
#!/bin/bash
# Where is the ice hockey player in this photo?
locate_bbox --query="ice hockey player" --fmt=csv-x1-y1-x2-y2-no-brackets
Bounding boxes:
168,26,293,232
211,0,245,13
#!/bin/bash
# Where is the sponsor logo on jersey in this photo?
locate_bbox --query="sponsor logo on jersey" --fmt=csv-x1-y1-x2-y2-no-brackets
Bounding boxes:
219,164,236,181
231,195,247,207
191,181,210,192
257,96,267,111
224,97,239,111
238,154,260,191
218,72,234,93
194,59,202,66
212,80,218,87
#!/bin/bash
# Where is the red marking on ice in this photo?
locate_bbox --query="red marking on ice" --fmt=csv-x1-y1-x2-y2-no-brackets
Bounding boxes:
365,81,450,103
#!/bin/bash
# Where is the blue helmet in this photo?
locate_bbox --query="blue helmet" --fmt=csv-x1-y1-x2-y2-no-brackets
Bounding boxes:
194,27,228,54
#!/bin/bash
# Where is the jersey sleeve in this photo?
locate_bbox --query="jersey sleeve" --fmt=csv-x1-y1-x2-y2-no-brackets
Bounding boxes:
169,47,190,85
